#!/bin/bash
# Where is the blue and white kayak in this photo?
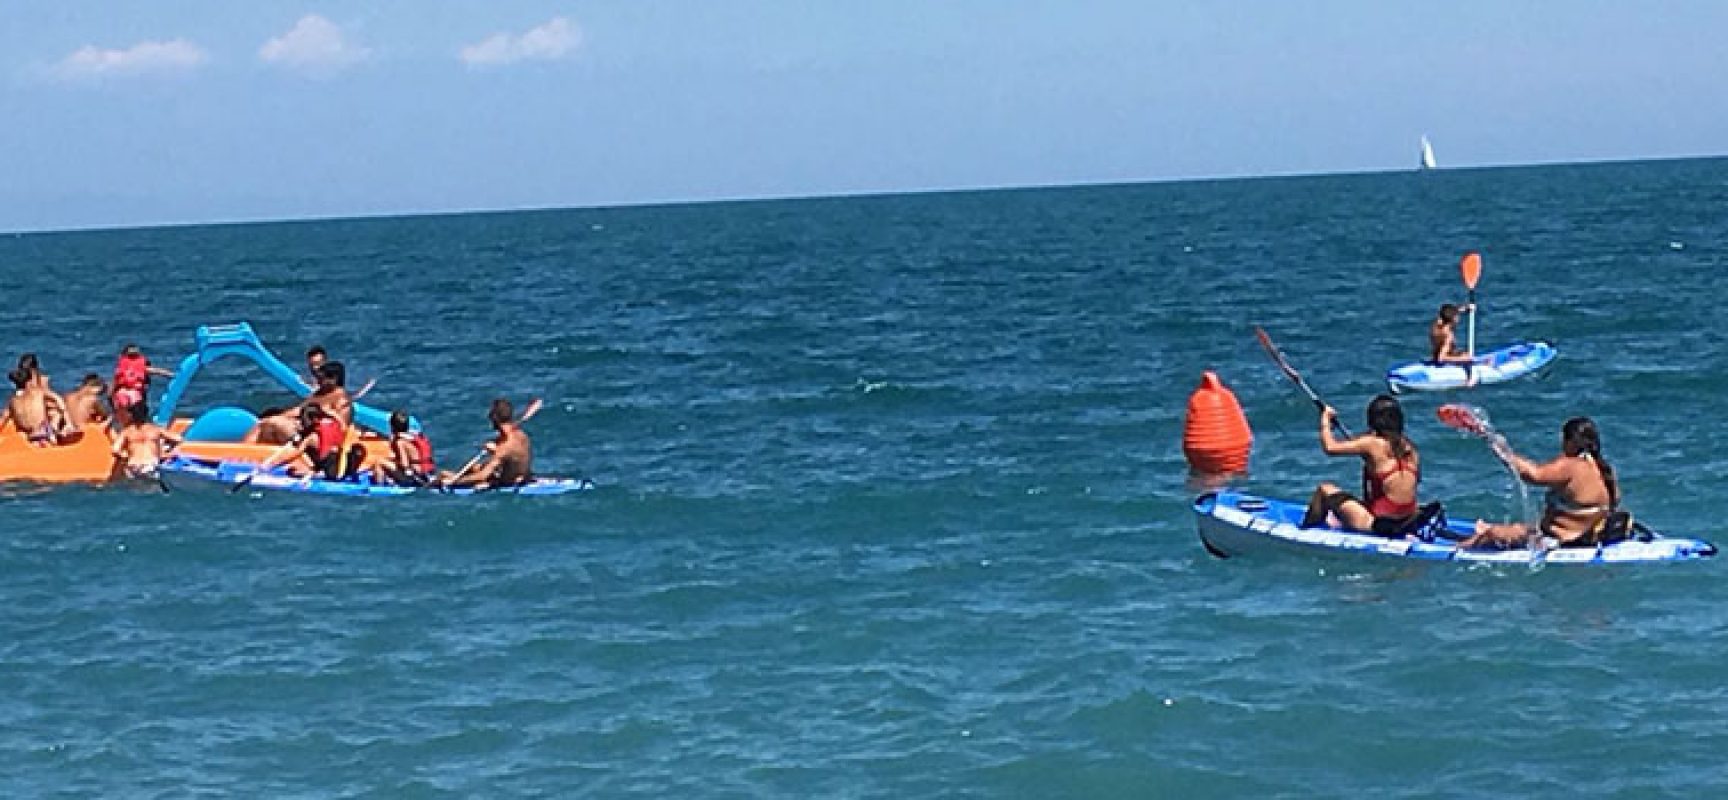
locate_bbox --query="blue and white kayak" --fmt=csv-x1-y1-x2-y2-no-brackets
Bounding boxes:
1384,341,1557,393
159,458,594,497
1194,490,1716,565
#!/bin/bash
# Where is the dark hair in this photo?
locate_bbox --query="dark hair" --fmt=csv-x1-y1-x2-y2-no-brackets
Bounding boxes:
1438,304,1460,324
16,353,40,380
488,398,514,427
259,406,290,418
81,373,105,389
299,404,324,428
317,361,346,387
121,343,141,357
389,409,410,434
1367,394,1412,460
130,399,150,422
1563,417,1618,509
306,345,327,360
7,368,26,389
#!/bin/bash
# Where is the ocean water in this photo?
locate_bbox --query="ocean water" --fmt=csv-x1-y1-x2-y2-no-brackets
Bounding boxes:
2,157,1727,797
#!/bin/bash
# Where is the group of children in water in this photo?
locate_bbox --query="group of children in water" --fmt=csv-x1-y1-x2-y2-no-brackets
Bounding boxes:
1298,302,1624,550
3,343,535,490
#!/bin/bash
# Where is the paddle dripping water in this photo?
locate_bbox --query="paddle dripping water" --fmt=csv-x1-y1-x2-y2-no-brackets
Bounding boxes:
1437,404,1541,559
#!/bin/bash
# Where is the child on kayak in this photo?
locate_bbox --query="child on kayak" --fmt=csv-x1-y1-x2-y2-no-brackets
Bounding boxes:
377,409,436,487
111,399,181,479
1301,394,1423,536
1429,303,1478,386
260,404,365,481
1459,417,1620,549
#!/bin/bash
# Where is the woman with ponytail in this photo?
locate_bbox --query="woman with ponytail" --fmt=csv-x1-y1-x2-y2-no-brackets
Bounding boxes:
1460,416,1619,548
1301,394,1423,536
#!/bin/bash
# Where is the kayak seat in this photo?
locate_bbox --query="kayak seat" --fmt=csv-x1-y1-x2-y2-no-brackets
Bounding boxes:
1400,502,1456,543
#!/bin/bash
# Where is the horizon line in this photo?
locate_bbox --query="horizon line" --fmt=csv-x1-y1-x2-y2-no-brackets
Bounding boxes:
6,151,1724,238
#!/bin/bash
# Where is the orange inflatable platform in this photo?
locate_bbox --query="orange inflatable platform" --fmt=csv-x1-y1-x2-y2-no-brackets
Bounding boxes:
0,422,123,483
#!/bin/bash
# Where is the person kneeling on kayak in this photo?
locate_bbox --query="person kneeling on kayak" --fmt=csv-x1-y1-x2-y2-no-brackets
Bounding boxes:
378,409,436,487
261,405,365,481
1459,417,1623,549
1301,394,1423,536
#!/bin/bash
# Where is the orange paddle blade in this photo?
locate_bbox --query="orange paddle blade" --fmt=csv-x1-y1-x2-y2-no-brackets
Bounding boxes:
1459,251,1483,290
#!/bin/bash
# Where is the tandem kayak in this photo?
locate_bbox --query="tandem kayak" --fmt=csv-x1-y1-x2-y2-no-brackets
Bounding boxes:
159,458,594,497
1384,341,1557,393
1194,490,1716,565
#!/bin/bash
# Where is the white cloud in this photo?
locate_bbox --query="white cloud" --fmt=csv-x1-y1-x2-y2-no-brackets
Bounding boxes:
53,39,208,81
459,17,579,67
259,15,370,74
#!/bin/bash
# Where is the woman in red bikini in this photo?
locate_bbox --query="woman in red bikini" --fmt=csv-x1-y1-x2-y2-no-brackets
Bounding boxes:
1301,394,1421,536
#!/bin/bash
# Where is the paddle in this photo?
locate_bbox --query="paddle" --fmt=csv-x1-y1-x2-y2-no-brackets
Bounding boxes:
1254,326,1351,438
1459,251,1482,360
442,398,544,488
1435,403,1509,460
230,437,305,494
1436,403,1546,556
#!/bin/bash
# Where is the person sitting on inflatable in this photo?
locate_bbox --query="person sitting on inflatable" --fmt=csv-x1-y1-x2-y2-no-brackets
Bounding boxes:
3,366,68,446
1301,394,1423,536
64,374,110,428
1460,417,1622,549
111,344,174,428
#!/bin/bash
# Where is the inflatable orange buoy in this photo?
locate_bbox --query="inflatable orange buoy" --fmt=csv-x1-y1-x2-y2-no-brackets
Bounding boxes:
1182,371,1252,475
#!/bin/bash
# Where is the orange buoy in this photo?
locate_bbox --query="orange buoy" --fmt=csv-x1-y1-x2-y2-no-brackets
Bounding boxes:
1182,371,1252,475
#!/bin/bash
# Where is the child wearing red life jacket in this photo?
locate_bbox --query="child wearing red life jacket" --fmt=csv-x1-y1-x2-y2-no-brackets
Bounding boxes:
260,404,364,481
380,409,435,486
111,344,171,428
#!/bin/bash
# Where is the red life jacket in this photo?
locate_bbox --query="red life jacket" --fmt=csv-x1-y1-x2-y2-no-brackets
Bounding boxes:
114,354,149,392
410,433,435,473
313,418,344,459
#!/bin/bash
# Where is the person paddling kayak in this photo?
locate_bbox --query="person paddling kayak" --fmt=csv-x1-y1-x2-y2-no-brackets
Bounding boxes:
1459,417,1620,549
1428,303,1479,387
1301,394,1423,536
438,398,533,490
259,404,365,481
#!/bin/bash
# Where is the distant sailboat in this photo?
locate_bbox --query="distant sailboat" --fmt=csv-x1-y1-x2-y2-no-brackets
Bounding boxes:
1419,136,1438,171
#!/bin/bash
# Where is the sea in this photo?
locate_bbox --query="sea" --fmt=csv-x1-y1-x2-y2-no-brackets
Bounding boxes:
2,157,1726,797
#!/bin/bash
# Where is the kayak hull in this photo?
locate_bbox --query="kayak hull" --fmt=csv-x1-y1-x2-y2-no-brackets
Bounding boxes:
1194,490,1716,565
1385,341,1557,393
159,458,594,497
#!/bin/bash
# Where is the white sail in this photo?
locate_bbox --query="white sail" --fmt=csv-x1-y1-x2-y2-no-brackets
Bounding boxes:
1419,136,1437,170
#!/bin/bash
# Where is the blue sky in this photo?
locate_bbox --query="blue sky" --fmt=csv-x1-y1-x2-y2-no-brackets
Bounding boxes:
1,1,1724,232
